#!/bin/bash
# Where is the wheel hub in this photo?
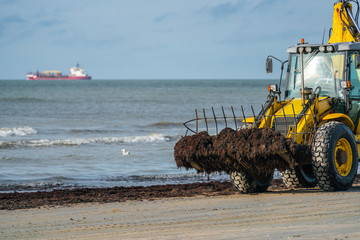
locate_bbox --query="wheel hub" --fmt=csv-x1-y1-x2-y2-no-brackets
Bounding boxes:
336,148,348,165
334,138,353,177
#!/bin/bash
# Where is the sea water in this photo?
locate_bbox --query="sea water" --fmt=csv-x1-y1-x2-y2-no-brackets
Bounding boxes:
0,79,277,192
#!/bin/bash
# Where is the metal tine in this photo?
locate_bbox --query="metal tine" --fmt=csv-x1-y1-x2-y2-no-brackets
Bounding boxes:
231,106,237,130
282,106,287,122
221,106,228,128
304,111,308,143
195,108,198,134
241,105,247,127
271,103,276,128
282,107,287,136
212,107,218,135
251,105,256,128
261,104,268,127
291,104,297,141
183,118,198,135
308,105,316,141
203,108,208,133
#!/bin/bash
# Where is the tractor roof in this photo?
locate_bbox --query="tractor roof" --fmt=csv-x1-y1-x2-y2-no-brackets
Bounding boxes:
287,42,360,53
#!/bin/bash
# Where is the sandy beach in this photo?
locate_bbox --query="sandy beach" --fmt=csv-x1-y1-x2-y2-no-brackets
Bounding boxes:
1,182,360,240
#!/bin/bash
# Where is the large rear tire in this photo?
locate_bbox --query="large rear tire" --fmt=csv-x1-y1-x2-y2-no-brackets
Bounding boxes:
312,122,358,191
230,170,273,193
280,164,317,189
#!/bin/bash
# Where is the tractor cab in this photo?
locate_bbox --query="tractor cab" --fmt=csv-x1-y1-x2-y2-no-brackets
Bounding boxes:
284,42,360,125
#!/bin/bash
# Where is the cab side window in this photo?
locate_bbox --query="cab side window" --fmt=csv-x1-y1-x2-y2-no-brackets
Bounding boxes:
349,55,360,99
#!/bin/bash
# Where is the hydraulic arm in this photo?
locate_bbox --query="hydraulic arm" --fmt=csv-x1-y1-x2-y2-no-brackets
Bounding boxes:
329,0,360,43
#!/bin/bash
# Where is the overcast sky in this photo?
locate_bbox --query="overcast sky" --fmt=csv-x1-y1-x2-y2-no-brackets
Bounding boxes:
0,0,333,80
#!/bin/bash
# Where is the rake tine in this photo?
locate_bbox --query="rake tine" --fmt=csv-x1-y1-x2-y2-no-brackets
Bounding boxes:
241,105,247,127
203,108,208,133
282,107,287,135
282,107,287,122
212,107,218,134
291,104,296,119
195,108,198,134
231,106,237,130
251,105,256,128
304,111,308,143
183,122,195,134
271,103,276,128
291,104,297,141
261,104,268,127
221,106,227,128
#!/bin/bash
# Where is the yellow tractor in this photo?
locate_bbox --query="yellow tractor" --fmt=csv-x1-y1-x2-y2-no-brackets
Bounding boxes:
175,0,360,193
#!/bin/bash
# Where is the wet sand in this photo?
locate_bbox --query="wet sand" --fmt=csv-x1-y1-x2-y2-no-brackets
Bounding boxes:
1,185,360,240
1,176,360,239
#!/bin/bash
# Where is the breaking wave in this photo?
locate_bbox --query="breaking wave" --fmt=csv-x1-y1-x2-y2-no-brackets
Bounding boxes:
0,126,37,137
0,133,170,148
0,173,230,192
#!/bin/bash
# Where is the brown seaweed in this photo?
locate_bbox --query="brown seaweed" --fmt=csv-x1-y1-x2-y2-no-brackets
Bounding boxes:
174,128,312,174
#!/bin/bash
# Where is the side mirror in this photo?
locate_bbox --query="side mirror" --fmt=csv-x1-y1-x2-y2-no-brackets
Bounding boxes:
266,57,273,73
355,55,360,69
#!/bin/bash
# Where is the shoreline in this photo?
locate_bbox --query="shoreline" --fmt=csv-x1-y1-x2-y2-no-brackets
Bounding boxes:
1,175,360,210
1,185,360,239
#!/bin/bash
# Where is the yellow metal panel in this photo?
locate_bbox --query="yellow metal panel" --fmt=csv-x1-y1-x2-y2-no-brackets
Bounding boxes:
274,98,303,116
257,96,332,145
356,117,360,134
322,113,355,131
317,98,332,118
270,97,332,145
243,117,255,124
328,2,357,43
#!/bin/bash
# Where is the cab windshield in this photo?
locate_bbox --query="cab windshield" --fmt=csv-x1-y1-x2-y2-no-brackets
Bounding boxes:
285,51,345,99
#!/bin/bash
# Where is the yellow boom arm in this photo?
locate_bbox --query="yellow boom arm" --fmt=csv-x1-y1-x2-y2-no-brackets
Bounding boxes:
329,2,360,43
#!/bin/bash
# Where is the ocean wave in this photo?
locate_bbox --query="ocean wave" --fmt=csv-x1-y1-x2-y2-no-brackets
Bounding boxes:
67,129,114,134
1,97,46,103
0,126,37,137
0,133,170,148
149,121,183,127
0,173,229,192
0,180,64,192
103,172,230,185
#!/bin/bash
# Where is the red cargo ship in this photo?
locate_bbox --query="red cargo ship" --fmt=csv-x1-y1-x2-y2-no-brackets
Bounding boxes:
26,64,91,80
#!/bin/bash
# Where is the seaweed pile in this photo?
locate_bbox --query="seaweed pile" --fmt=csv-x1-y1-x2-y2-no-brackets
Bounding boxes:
174,128,311,174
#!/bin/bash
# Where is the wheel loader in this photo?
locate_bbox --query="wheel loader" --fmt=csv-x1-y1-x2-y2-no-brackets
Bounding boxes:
174,0,360,193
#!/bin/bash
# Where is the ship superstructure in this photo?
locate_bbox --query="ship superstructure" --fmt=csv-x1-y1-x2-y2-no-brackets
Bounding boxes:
26,64,91,80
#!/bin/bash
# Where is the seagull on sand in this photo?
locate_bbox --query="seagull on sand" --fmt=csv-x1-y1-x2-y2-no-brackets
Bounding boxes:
122,149,130,155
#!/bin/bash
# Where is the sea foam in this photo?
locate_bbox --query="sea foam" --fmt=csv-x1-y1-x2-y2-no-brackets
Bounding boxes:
0,126,37,137
0,133,170,148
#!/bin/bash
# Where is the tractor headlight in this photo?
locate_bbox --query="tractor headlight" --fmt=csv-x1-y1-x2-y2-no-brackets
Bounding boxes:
268,84,278,92
305,46,312,53
326,45,334,52
319,46,326,52
341,80,351,89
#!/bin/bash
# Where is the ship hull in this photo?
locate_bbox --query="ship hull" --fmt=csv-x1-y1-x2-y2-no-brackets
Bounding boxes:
27,64,91,80
27,76,91,80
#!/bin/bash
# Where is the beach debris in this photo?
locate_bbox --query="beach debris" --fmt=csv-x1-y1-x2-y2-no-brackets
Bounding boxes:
174,127,311,174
